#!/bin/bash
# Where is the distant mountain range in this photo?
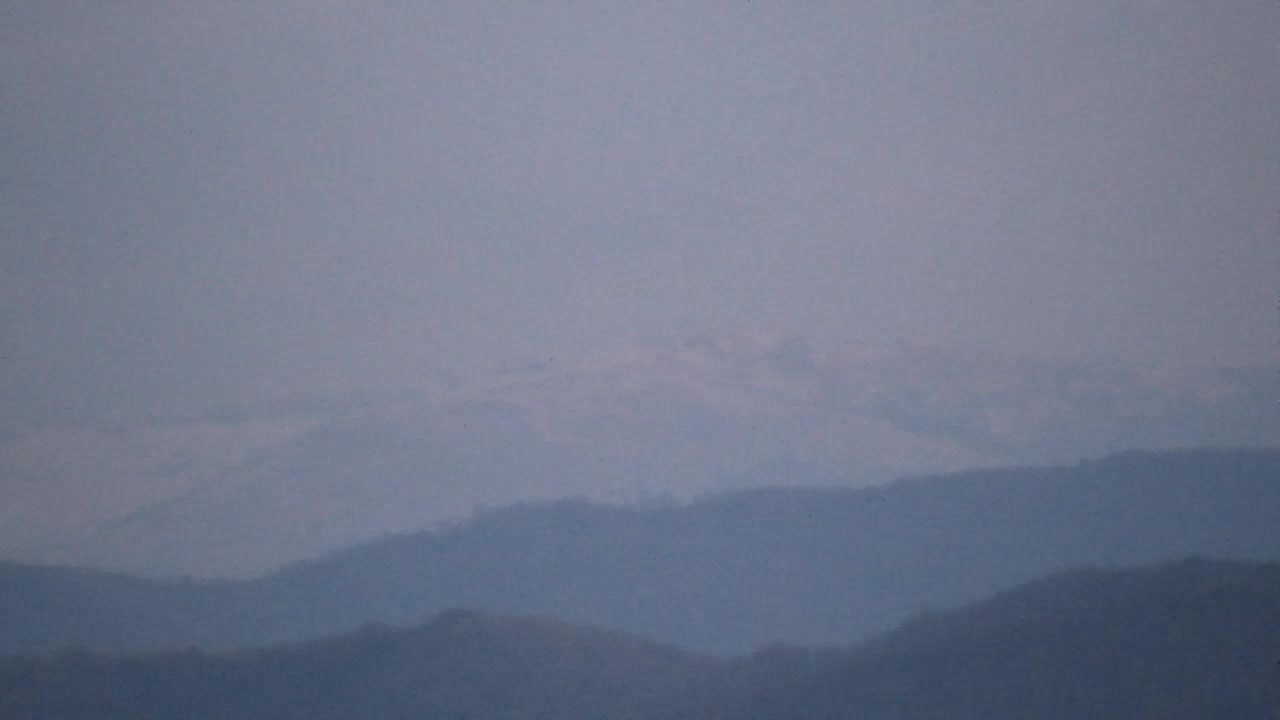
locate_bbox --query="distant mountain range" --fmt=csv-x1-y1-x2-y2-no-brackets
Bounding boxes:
3,447,1278,656
3,559,1277,720
2,335,1276,578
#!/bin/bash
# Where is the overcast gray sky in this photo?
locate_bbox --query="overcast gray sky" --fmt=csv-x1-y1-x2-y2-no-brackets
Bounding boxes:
3,1,1277,430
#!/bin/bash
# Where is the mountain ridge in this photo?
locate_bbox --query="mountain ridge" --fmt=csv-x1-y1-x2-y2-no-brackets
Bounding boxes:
2,447,1278,656
3,559,1277,720
4,336,1275,578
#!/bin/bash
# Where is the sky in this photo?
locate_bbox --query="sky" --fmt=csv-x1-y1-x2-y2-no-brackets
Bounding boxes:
3,1,1278,433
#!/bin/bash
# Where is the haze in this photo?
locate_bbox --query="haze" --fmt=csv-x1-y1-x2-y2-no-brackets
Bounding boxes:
1,2,1278,578
3,0,1276,431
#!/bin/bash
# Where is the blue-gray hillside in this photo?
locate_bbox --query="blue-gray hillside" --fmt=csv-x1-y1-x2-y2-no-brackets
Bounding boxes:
1,447,1277,656
3,560,1277,720
699,559,1280,720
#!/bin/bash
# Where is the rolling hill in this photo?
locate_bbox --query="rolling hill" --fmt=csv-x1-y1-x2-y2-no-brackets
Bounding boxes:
4,335,1276,578
2,448,1278,656
2,559,1277,720
704,559,1280,720
0,609,718,720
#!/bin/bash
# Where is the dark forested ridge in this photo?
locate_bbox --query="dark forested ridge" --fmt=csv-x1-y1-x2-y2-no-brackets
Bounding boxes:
2,560,1277,720
2,447,1278,656
0,609,719,720
700,559,1280,720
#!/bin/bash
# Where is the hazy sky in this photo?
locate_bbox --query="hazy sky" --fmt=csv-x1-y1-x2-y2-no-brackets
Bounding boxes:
3,1,1277,430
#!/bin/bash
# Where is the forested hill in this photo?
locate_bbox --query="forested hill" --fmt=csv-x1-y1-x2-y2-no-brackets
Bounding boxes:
2,447,1278,656
2,560,1277,720
0,609,719,720
701,558,1280,720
